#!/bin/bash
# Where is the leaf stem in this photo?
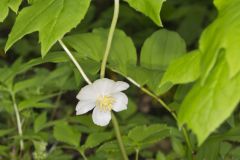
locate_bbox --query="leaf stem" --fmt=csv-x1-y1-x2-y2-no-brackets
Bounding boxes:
135,148,139,160
111,113,129,160
125,77,194,155
100,0,120,78
58,40,92,85
10,92,24,151
80,151,88,160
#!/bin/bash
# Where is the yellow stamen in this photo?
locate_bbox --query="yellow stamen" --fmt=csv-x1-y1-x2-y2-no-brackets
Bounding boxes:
96,95,115,112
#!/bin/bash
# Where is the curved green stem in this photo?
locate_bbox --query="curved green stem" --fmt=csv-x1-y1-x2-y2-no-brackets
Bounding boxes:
99,0,127,159
100,0,120,78
112,113,129,160
10,92,24,151
125,77,194,155
58,40,92,85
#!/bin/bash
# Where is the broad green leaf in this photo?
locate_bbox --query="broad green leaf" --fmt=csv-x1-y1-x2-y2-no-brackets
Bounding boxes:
8,0,22,12
0,0,21,22
83,132,113,149
199,0,240,80
53,122,80,147
159,50,201,93
0,0,10,22
5,0,90,56
128,124,170,145
95,29,137,74
141,29,186,70
178,55,240,144
34,112,47,133
124,0,165,26
64,33,104,62
65,28,137,74
139,29,186,94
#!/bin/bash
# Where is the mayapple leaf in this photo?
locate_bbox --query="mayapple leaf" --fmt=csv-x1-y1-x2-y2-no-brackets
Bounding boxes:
5,0,90,56
124,0,166,26
200,0,240,81
178,54,240,144
0,0,22,22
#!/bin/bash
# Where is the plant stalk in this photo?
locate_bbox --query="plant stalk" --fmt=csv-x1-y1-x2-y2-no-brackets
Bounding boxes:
58,40,92,85
125,77,194,155
112,113,129,160
100,0,119,78
135,148,139,160
10,92,24,151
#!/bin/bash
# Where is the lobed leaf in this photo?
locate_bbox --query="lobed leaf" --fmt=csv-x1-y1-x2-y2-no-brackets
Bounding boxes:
178,54,240,144
199,0,240,80
5,0,90,56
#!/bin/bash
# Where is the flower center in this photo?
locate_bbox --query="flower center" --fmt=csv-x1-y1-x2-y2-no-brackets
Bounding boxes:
96,95,115,111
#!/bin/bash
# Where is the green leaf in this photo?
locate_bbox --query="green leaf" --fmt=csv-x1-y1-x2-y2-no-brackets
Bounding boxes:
97,136,134,154
128,124,170,146
199,0,240,80
159,50,201,93
0,0,22,22
0,0,10,22
171,138,185,157
18,94,57,111
124,0,165,26
13,75,45,93
53,122,80,147
138,29,186,94
141,29,186,70
178,54,240,144
0,129,14,137
5,0,90,56
83,132,113,149
65,28,137,74
34,112,47,133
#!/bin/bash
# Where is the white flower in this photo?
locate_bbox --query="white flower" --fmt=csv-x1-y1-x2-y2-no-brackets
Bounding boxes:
76,78,129,126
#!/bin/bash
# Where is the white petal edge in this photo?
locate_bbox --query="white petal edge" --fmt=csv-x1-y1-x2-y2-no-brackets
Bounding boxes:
76,100,95,115
111,81,130,93
76,84,97,101
111,92,128,112
93,78,115,95
92,107,111,126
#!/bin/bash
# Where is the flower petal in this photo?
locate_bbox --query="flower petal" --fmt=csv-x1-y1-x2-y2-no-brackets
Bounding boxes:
76,100,95,115
92,107,111,126
111,92,128,112
111,81,130,93
93,78,115,95
76,84,97,101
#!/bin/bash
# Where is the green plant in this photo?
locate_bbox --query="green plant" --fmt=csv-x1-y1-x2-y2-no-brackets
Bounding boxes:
0,0,240,159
